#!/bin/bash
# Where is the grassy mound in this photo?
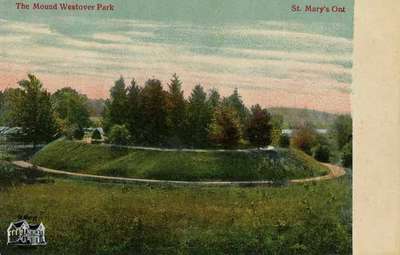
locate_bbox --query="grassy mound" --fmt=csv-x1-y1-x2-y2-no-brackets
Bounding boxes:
32,140,328,181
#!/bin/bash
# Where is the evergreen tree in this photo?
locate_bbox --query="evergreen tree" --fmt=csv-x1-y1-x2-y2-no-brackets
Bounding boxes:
126,79,143,143
103,77,128,133
140,78,167,145
222,88,249,125
14,74,58,145
166,74,186,144
207,88,221,111
186,84,212,147
245,104,273,147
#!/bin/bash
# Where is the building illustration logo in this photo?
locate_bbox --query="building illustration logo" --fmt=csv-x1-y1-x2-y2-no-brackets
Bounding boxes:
7,220,46,246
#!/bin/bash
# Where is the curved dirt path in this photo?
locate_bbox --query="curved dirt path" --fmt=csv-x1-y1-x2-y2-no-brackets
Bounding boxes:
12,161,345,186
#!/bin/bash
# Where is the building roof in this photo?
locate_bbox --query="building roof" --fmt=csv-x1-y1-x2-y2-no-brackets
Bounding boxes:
12,220,28,228
29,224,41,230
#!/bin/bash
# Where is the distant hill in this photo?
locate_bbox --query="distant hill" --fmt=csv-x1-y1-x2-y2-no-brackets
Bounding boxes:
268,107,342,129
87,98,105,117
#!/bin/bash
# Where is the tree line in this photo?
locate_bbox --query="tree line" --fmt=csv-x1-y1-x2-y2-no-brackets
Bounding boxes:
102,73,276,148
0,74,352,166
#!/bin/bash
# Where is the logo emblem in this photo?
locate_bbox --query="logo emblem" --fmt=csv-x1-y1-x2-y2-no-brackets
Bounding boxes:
7,220,47,246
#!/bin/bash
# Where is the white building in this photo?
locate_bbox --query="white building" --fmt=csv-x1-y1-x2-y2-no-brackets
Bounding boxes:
7,220,46,246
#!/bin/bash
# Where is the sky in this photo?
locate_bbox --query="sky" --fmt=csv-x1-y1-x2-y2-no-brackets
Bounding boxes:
0,0,354,113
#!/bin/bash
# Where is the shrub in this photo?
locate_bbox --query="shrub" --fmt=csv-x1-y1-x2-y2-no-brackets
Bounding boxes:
108,125,130,145
279,133,290,148
64,124,76,140
291,125,317,155
73,127,85,140
314,145,330,162
342,142,352,168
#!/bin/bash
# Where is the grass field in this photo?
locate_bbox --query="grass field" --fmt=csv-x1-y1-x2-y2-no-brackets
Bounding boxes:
32,140,328,181
0,161,351,255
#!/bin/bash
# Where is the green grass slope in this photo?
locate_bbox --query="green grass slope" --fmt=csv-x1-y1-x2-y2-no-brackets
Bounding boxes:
32,140,328,181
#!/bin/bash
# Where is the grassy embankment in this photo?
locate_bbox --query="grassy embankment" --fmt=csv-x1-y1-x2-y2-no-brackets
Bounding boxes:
0,160,351,255
32,140,328,181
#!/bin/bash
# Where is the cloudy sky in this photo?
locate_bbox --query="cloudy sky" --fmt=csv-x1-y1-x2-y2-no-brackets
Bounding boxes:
0,0,354,113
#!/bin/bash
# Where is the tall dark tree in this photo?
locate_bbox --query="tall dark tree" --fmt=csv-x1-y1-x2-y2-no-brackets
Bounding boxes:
186,84,212,147
166,74,186,144
126,79,143,142
209,106,241,148
222,88,249,125
245,104,273,147
141,78,167,145
103,77,128,133
207,88,221,111
51,87,91,132
13,74,58,145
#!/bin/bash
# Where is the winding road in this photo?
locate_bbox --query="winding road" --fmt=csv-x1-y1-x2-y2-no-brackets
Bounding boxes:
12,161,346,186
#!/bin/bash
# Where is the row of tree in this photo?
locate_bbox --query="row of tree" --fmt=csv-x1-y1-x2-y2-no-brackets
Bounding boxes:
0,74,277,148
290,115,352,167
102,74,276,148
0,74,91,145
0,74,352,167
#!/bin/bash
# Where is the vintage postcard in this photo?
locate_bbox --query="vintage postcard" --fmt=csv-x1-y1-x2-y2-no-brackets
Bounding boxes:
0,0,358,254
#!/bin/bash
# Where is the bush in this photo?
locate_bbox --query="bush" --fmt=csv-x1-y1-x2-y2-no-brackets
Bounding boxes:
65,124,76,140
108,125,130,145
342,142,352,168
279,133,290,148
314,145,330,162
73,127,85,140
291,125,317,155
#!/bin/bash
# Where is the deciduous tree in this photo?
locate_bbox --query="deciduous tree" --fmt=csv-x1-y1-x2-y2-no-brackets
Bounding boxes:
13,74,58,145
52,87,91,132
332,115,352,149
245,104,273,147
291,124,317,155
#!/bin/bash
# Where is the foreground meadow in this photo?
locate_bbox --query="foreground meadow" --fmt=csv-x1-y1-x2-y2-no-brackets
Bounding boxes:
0,162,352,255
